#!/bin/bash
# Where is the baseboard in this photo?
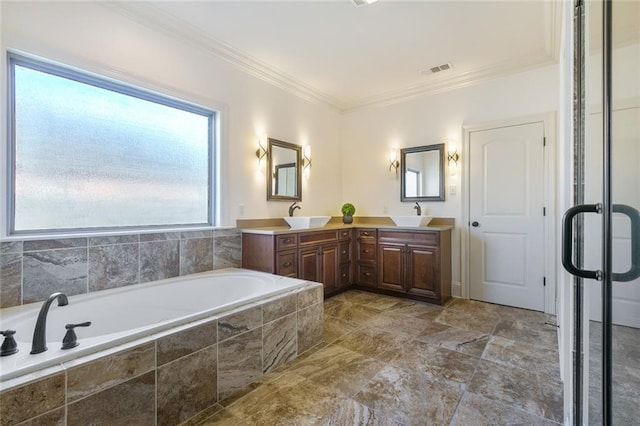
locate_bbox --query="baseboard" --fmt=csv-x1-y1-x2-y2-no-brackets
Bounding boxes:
451,281,462,298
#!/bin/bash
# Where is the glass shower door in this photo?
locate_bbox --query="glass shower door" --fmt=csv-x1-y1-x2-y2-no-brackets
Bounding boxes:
565,0,640,423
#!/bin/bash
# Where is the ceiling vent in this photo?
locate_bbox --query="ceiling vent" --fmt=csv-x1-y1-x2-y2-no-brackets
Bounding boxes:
352,0,378,7
421,63,453,76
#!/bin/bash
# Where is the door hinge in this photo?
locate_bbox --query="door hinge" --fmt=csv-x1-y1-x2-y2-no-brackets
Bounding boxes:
543,277,546,286
543,137,546,147
543,207,546,216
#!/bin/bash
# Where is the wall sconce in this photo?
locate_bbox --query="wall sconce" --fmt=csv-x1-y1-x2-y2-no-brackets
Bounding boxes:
388,148,400,175
302,145,312,177
256,136,267,168
447,148,460,166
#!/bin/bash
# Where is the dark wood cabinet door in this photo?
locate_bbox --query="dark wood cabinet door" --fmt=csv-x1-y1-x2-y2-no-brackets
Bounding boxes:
320,244,338,294
406,245,438,298
298,247,320,282
378,243,404,292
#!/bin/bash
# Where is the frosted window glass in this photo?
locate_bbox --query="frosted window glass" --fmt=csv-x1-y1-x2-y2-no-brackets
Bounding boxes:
11,59,214,232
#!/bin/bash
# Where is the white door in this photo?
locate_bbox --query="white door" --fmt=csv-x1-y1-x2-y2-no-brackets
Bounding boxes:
469,122,545,311
585,106,640,327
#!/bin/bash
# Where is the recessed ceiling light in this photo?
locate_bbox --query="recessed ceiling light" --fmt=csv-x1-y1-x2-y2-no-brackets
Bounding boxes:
352,0,378,7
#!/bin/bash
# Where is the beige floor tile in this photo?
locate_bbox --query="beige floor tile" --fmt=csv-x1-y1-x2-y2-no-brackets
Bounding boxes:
353,365,463,426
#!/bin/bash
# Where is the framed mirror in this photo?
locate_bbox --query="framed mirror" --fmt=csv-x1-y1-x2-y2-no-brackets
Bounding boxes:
267,138,302,201
400,143,445,202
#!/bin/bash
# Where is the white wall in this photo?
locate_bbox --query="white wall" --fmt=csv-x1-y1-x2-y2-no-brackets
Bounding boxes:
1,4,564,289
341,64,560,285
0,2,343,231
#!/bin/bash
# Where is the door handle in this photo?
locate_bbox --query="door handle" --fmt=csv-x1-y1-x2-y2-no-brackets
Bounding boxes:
612,204,640,282
471,221,480,227
562,204,602,280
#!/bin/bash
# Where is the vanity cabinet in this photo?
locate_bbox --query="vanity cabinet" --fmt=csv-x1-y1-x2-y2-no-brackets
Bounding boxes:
242,224,451,304
377,229,451,305
242,229,349,296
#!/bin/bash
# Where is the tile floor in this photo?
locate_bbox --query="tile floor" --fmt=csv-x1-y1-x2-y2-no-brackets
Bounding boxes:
188,291,563,425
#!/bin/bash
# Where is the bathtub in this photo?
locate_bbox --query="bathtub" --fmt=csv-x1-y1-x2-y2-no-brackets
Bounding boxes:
0,268,313,382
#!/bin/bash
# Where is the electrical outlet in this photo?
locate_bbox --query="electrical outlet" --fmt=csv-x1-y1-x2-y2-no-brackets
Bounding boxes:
450,185,457,195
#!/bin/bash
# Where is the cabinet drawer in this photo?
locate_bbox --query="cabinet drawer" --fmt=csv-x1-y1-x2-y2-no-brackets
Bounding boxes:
339,264,351,286
357,264,376,287
299,230,337,246
378,230,437,246
357,243,376,261
275,251,297,277
276,234,298,251
357,229,376,240
338,229,352,241
339,242,351,262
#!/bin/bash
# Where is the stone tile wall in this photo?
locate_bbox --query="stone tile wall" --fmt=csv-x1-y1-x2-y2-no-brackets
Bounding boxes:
0,284,324,426
0,228,241,309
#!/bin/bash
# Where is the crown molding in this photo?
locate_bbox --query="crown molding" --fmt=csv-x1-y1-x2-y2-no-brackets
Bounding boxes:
102,1,558,114
101,1,346,110
341,52,557,113
542,0,563,62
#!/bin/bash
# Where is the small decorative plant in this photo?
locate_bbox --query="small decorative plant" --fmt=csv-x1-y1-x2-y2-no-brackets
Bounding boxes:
341,203,356,224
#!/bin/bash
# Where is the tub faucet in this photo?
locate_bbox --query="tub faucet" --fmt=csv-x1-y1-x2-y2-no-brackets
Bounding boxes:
414,202,422,216
31,292,69,354
288,202,301,217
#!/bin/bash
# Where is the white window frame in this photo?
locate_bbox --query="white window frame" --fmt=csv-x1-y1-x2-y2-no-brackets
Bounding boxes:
6,52,217,236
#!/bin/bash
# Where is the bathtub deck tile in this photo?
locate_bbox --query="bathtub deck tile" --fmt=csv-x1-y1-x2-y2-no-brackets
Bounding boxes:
218,327,263,401
23,238,87,252
88,243,140,291
67,371,155,426
0,373,65,426
297,285,323,310
263,313,297,374
22,248,88,304
180,238,214,275
218,306,262,342
66,342,155,402
157,319,218,366
212,235,242,270
140,240,180,283
14,407,66,426
297,303,324,354
262,293,296,323
0,253,22,308
157,345,218,426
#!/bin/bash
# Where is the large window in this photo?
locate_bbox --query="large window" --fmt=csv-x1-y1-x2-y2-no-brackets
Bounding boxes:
8,54,215,234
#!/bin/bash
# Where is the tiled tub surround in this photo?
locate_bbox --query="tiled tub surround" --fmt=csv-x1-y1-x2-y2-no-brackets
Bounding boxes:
0,228,241,309
0,282,324,426
1,269,309,381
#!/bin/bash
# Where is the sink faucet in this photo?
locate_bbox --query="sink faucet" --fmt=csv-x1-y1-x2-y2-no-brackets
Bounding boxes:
31,292,69,354
288,202,301,217
414,202,422,216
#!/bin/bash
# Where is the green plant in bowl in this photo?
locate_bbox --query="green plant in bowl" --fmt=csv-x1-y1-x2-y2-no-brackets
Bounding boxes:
341,203,356,224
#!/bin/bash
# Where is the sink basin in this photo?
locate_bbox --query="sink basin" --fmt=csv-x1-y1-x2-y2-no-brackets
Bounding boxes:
284,216,331,229
390,216,433,227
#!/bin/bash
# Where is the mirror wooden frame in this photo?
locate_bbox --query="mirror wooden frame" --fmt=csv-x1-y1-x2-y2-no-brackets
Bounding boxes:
267,138,302,201
400,143,445,202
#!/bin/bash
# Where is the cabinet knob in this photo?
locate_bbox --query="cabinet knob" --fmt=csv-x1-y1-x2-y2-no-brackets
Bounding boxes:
342,250,347,255
363,232,370,236
342,273,347,278
363,249,370,254
283,261,292,267
364,272,371,277
283,238,291,243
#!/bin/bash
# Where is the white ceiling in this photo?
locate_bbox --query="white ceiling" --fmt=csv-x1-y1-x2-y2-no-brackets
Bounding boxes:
109,1,562,112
